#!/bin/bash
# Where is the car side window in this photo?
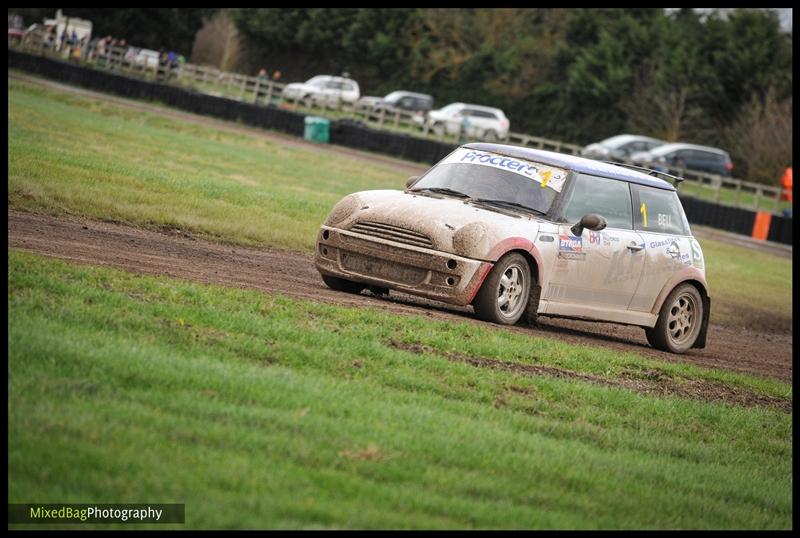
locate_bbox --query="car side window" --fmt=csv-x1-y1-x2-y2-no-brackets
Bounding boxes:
632,185,690,236
562,174,633,230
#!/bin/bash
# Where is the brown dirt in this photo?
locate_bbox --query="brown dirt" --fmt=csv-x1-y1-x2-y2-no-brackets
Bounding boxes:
8,210,792,383
387,341,791,412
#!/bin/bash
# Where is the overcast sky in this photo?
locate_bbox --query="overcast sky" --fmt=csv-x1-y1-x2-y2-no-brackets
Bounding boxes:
684,7,793,32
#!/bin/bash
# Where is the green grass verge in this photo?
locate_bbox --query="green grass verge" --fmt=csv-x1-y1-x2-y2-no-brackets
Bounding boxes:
699,237,792,330
7,76,792,331
8,251,792,529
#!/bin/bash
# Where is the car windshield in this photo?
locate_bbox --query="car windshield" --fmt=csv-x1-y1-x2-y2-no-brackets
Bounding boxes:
438,104,462,115
305,77,328,87
599,135,638,148
384,91,404,102
410,148,568,216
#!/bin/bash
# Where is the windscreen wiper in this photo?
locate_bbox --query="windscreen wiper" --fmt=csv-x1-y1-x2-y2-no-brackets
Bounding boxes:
469,198,545,216
410,187,471,199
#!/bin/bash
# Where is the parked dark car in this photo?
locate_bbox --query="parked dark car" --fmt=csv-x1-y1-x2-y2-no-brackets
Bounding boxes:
356,91,434,115
630,143,734,177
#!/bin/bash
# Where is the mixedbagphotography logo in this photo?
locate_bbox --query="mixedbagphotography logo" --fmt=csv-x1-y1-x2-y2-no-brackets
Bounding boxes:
8,504,185,524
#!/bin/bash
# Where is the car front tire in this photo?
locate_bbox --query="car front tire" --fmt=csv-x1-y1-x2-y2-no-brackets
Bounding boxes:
645,283,704,353
473,253,531,325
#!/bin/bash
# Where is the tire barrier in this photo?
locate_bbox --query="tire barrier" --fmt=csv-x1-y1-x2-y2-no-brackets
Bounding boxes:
10,49,792,246
678,195,792,245
329,119,457,165
766,213,793,245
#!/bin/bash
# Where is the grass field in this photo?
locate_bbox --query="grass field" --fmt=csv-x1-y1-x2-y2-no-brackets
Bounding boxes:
7,76,794,529
8,251,792,529
7,77,792,331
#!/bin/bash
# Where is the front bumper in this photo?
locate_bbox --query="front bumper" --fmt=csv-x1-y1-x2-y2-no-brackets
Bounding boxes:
314,225,490,306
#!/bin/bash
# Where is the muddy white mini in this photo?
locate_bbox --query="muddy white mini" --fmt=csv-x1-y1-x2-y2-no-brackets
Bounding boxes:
315,143,710,353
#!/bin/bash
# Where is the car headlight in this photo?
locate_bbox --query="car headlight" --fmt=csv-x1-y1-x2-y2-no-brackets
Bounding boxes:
324,194,361,227
452,222,488,257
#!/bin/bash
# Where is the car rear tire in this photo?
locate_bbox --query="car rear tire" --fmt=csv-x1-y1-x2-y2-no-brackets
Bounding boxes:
321,274,365,294
645,283,703,353
473,253,531,325
484,130,498,142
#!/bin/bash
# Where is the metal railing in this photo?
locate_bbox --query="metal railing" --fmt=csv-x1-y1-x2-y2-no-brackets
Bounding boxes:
9,34,789,214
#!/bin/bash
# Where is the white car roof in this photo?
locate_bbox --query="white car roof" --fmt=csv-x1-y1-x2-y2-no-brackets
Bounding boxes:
442,102,506,115
305,75,358,85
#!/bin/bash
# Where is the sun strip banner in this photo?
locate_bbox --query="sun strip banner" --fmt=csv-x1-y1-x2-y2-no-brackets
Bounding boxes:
440,148,568,192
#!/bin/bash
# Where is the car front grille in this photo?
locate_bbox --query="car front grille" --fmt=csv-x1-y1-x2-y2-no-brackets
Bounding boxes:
350,221,433,249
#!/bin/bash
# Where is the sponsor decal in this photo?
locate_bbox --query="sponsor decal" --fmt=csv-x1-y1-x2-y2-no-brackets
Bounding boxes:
691,239,704,269
648,237,681,250
666,241,681,260
558,234,582,253
558,251,586,261
666,240,691,265
601,234,621,246
587,230,603,245
440,148,568,192
657,213,672,229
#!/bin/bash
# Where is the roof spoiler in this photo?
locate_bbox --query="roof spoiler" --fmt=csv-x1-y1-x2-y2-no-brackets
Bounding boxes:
603,161,685,187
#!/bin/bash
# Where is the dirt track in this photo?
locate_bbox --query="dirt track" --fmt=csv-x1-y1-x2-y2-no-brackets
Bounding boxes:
8,210,792,382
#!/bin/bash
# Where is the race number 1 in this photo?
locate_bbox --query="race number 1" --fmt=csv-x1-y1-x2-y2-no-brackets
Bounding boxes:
640,202,647,228
540,170,552,188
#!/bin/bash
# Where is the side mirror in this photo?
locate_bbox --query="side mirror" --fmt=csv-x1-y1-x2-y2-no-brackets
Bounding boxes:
570,213,607,236
405,176,420,189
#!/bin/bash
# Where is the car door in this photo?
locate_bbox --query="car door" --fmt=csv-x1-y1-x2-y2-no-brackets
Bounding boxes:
322,80,342,103
544,173,646,316
627,184,695,313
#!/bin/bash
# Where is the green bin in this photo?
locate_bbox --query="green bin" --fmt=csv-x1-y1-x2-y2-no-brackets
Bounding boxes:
304,116,330,143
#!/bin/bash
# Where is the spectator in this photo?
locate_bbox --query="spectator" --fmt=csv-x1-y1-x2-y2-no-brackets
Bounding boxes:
780,164,792,203
272,69,282,82
167,51,178,79
59,29,68,52
158,49,169,81
256,68,269,103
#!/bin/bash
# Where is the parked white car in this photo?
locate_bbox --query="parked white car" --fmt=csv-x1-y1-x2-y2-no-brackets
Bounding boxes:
424,103,510,141
281,75,360,106
134,49,160,69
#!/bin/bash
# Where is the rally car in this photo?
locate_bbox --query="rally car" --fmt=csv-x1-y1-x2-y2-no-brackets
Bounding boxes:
314,143,709,353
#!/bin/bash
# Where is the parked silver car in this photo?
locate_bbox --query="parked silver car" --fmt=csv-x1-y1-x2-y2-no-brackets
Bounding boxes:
581,134,667,161
423,103,510,142
315,143,710,353
281,75,360,106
